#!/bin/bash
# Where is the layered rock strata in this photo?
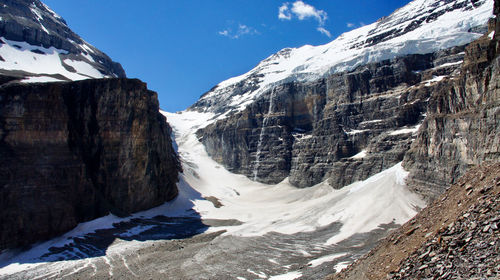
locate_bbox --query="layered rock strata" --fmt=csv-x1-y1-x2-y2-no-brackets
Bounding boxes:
197,47,467,188
330,5,500,278
403,11,500,200
0,77,180,250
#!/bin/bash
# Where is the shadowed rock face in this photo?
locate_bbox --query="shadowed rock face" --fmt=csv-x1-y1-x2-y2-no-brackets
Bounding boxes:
0,78,181,250
403,5,500,201
197,47,467,188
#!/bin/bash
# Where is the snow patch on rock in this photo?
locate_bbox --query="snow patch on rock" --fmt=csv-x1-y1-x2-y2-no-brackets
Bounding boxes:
0,37,106,81
196,0,493,116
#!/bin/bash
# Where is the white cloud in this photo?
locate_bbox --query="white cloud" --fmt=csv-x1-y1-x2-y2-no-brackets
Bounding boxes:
291,1,327,25
347,22,355,28
218,23,259,39
218,30,229,36
278,3,292,20
278,1,331,37
317,27,331,37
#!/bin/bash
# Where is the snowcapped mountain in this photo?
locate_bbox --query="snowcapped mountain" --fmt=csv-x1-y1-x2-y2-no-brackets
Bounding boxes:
0,0,498,279
192,0,493,115
0,0,125,83
192,0,495,189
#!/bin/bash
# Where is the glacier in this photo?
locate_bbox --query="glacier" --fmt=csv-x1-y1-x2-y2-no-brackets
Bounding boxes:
194,0,494,116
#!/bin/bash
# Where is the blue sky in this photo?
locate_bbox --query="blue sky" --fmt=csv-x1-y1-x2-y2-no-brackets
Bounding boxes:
43,0,411,112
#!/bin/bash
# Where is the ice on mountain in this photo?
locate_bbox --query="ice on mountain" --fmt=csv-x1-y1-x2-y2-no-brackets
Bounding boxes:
63,59,104,78
21,76,65,83
0,37,105,81
41,2,63,20
198,0,494,116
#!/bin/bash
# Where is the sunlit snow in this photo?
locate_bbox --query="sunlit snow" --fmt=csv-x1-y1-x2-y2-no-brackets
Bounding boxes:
21,76,65,83
0,37,105,81
200,0,493,115
307,253,348,268
268,270,303,280
390,124,422,135
163,110,425,241
350,150,367,159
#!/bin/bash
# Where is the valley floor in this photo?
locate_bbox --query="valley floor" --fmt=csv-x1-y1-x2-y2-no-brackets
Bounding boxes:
0,110,426,280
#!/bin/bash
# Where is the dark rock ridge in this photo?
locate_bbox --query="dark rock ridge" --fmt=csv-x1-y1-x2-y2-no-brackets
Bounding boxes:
197,46,467,188
0,0,125,78
390,173,499,279
403,9,500,201
0,77,180,250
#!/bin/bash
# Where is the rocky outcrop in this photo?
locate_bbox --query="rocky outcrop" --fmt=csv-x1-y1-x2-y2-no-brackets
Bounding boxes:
390,176,499,279
329,6,500,278
0,0,125,79
191,0,492,116
328,163,500,280
403,10,500,201
197,47,466,188
0,77,180,250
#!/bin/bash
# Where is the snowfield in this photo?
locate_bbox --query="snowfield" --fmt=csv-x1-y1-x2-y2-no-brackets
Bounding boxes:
0,37,107,82
164,110,425,241
197,0,494,114
0,110,425,278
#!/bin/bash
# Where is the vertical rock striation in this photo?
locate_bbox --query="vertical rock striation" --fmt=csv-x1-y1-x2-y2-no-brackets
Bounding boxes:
403,10,500,201
0,78,180,250
197,48,467,188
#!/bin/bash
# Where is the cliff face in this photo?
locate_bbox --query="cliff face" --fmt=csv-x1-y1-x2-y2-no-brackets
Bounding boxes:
403,14,500,200
0,78,180,250
329,5,500,278
191,0,494,195
197,47,466,188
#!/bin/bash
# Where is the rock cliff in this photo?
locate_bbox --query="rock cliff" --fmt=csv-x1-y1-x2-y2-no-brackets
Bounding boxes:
329,4,500,278
197,47,467,188
0,77,180,250
329,163,500,280
192,0,494,190
403,9,500,200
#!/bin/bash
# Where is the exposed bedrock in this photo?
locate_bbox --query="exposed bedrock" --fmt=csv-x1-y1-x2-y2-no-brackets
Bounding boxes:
403,13,500,201
197,47,467,188
0,78,181,249
0,0,126,78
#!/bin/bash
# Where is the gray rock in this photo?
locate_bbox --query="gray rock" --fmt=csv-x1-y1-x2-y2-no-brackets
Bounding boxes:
196,48,466,188
0,78,181,250
403,15,500,202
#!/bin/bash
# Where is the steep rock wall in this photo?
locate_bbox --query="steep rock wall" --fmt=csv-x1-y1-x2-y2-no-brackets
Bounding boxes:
197,47,466,187
0,78,180,249
403,7,500,201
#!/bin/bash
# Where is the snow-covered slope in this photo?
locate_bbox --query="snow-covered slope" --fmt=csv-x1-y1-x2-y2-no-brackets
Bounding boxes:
0,110,425,278
0,0,125,82
192,0,493,114
163,110,426,242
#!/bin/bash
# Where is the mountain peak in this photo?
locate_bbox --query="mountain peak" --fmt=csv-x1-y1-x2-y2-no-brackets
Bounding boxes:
0,0,125,82
191,0,493,116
